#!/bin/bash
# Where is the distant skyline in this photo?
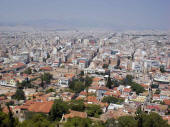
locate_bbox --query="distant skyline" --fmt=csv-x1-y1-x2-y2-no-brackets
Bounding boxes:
0,0,170,30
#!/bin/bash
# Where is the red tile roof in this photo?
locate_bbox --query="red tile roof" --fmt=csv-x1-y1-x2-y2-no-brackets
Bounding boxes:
164,99,170,106
123,88,131,93
12,62,25,69
64,110,87,119
93,77,102,82
80,91,87,96
98,86,109,91
20,101,53,114
87,96,98,103
79,60,86,63
40,67,52,71
146,105,160,110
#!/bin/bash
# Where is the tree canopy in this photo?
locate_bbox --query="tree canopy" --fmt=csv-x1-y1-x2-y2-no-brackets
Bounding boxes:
0,106,19,127
105,118,118,127
86,104,102,118
69,76,92,93
46,88,55,94
106,76,112,89
137,112,169,127
12,88,26,100
69,79,85,93
0,109,169,127
40,73,53,88
102,96,124,104
64,117,92,127
103,64,109,69
118,116,137,127
19,114,56,127
23,67,32,74
121,75,145,94
69,100,85,112
160,65,165,73
131,82,145,95
49,99,69,121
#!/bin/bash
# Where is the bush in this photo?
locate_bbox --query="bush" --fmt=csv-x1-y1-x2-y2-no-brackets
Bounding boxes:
102,96,124,104
86,104,102,118
49,99,69,121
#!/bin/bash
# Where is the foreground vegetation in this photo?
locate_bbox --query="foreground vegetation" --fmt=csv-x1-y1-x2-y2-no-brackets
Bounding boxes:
0,102,169,127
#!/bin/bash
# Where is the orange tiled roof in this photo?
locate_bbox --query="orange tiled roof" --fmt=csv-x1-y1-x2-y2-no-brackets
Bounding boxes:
64,73,75,78
79,60,86,63
87,96,98,103
153,94,160,98
123,88,131,93
141,84,149,88
93,77,102,82
162,116,170,124
2,106,12,114
113,87,118,91
40,66,52,71
80,91,87,96
20,101,53,114
91,82,99,86
12,62,25,69
164,99,170,106
98,86,109,91
89,86,99,90
104,90,121,98
64,110,87,119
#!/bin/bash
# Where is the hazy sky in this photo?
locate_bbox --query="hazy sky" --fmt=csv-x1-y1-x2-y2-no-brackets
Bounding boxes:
0,0,170,30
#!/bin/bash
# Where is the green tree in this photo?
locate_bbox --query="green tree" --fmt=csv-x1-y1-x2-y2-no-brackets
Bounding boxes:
69,79,85,93
151,84,159,88
19,114,56,127
0,111,12,127
118,116,137,127
117,57,120,67
0,105,2,112
135,106,144,127
142,112,169,127
49,99,69,121
80,71,84,77
121,75,144,94
103,64,109,69
131,82,145,95
12,88,25,100
106,77,112,89
40,73,53,87
102,96,124,104
92,121,105,127
21,80,33,88
6,101,14,106
155,89,161,94
160,65,165,73
121,75,133,86
70,100,85,112
23,67,32,74
46,88,55,94
86,104,102,118
7,104,17,127
105,118,118,127
43,73,53,84
63,117,92,127
47,53,50,59
84,75,92,88
112,79,120,87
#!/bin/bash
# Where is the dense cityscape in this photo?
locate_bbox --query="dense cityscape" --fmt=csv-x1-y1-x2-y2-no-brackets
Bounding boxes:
0,30,169,127
0,0,170,127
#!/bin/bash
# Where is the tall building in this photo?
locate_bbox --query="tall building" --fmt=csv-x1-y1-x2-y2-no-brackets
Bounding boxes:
166,52,170,69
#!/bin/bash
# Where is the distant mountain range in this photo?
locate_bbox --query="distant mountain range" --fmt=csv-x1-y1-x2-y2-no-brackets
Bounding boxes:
0,19,168,31
0,19,112,29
